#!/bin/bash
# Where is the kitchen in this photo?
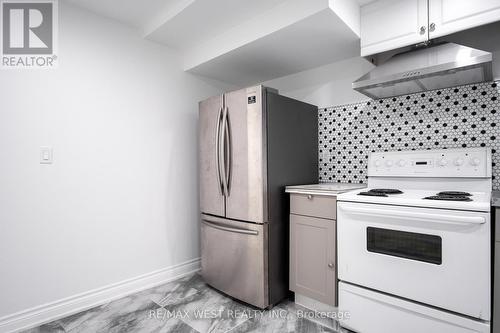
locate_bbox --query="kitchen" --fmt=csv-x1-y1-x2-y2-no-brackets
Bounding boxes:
0,0,499,333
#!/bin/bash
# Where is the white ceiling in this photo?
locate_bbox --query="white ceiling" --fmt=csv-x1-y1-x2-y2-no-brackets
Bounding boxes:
63,0,177,29
64,0,368,44
63,0,290,43
63,0,363,86
357,0,376,6
145,0,290,50
187,8,360,86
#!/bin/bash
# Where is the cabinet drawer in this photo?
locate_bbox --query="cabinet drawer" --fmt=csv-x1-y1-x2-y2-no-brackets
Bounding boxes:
290,193,336,220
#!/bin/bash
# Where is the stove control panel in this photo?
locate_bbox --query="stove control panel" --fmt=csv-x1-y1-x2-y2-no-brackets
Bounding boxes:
368,148,492,178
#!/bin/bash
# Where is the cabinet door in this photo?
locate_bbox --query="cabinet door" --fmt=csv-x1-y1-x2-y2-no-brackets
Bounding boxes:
429,0,500,39
290,214,336,305
361,0,428,56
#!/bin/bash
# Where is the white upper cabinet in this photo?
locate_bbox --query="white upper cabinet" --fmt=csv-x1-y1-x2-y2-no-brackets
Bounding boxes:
361,0,428,56
428,0,500,38
361,0,500,56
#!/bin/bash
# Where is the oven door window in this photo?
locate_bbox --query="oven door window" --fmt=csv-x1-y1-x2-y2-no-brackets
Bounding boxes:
367,227,442,265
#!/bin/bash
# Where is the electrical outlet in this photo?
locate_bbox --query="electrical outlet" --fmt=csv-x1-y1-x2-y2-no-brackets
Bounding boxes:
40,146,53,164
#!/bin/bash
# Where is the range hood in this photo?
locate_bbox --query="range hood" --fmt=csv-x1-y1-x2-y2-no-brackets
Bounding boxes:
353,43,492,99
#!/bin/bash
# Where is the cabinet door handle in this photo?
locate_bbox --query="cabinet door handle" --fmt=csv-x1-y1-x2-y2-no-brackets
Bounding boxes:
419,26,426,35
328,262,335,269
429,23,436,32
307,194,313,200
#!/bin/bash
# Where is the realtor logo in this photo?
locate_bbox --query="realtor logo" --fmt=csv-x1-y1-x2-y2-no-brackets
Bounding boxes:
1,0,58,68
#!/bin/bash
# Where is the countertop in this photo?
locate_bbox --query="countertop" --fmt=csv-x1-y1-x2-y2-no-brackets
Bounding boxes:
493,191,500,208
285,183,366,197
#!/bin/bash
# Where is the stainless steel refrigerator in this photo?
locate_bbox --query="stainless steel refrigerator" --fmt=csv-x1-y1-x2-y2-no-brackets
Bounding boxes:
199,85,318,308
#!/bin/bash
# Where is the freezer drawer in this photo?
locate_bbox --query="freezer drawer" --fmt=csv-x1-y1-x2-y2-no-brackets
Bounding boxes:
200,214,268,308
339,282,490,333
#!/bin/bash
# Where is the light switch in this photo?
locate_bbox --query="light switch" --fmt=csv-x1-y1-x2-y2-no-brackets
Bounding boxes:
40,146,53,164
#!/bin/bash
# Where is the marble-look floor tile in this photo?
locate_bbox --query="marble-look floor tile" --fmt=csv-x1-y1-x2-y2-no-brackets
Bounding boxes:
52,276,196,332
167,279,253,333
22,273,348,333
229,301,339,333
54,304,109,332
131,277,187,306
178,301,252,333
64,300,159,332
22,322,66,333
279,300,340,330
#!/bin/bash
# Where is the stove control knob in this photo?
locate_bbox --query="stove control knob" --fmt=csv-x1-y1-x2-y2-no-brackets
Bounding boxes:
385,160,393,167
438,158,448,166
454,158,464,166
470,158,481,166
374,160,382,167
398,159,406,167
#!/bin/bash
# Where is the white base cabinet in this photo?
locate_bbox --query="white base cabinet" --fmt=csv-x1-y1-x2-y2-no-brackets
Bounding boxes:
289,194,337,306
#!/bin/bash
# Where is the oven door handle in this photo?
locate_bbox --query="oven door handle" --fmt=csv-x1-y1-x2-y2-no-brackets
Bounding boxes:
339,204,486,226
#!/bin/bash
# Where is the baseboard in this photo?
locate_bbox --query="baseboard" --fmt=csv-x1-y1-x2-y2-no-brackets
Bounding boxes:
0,258,201,333
295,294,336,313
294,294,338,330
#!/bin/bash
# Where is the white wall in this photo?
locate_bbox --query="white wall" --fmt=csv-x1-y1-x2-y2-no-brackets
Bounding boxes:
0,2,233,319
264,56,374,108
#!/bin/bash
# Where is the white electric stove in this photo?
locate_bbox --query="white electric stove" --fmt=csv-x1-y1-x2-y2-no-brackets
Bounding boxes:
336,147,492,333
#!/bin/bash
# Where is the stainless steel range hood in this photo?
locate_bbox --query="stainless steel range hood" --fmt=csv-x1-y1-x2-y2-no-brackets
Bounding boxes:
353,43,492,99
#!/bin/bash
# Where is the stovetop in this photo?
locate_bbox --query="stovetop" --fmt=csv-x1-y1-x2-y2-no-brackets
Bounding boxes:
338,188,491,212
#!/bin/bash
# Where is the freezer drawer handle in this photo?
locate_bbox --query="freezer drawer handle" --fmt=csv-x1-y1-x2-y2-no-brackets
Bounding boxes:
202,219,259,236
339,204,486,226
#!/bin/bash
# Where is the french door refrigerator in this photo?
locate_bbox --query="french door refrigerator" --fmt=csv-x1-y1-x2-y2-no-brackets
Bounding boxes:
199,85,318,308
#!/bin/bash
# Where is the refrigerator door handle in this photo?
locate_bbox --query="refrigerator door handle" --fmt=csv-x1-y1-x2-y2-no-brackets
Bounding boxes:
215,106,224,195
202,219,259,236
224,106,232,196
220,106,229,197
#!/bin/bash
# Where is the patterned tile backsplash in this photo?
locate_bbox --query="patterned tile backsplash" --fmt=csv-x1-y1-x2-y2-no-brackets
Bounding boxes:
318,81,500,190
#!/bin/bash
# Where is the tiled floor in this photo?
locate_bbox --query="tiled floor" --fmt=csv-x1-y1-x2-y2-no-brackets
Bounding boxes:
23,273,348,333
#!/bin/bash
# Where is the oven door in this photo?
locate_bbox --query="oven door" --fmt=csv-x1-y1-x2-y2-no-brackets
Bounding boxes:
337,202,491,320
